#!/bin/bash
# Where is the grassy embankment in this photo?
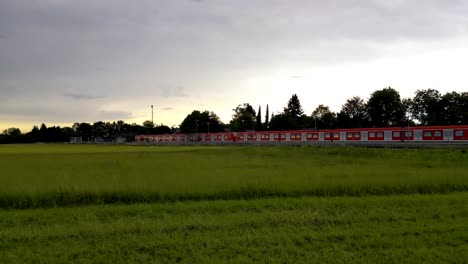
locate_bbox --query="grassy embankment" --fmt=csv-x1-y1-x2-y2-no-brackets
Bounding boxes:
0,144,467,208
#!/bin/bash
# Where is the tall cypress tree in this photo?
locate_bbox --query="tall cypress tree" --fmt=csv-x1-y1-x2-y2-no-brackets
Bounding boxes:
265,104,269,130
256,106,262,130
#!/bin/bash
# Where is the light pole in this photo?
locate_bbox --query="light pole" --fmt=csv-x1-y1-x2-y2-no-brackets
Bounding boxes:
151,105,154,125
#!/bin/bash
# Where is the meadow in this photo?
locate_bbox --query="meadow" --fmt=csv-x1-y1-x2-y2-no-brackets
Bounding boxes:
1,193,467,263
0,144,467,263
0,144,467,208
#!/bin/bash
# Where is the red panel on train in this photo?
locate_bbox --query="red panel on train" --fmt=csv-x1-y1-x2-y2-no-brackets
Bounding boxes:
368,131,384,141
306,133,319,141
454,129,468,140
422,130,443,140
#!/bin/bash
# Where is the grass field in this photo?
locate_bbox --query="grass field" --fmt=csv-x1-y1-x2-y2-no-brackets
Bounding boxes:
0,144,467,208
0,144,467,263
1,193,467,263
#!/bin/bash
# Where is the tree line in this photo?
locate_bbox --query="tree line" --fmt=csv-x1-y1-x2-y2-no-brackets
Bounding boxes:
2,87,467,143
179,87,468,133
0,121,172,144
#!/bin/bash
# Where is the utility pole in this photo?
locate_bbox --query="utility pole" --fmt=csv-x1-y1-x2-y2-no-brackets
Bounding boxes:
151,105,154,125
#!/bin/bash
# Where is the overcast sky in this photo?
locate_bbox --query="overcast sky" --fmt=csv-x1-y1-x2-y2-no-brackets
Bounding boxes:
1,0,468,131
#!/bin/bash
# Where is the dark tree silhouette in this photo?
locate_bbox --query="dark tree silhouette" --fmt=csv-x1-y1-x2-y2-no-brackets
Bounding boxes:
284,94,304,129
410,89,443,125
230,103,257,131
336,96,369,128
367,87,406,127
180,110,225,133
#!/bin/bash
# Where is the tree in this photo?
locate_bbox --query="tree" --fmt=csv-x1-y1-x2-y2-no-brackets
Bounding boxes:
312,105,336,129
410,89,443,125
284,94,304,128
269,113,291,131
93,121,110,138
256,106,262,131
367,87,406,127
2,127,21,137
180,110,225,133
401,98,416,126
230,103,257,131
143,120,155,129
28,125,40,142
336,96,369,128
440,92,468,125
265,104,270,130
75,122,93,141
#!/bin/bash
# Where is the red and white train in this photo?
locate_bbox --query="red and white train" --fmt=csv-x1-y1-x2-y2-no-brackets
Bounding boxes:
135,125,468,144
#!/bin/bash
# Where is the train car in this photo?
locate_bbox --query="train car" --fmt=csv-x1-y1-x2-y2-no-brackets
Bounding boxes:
135,125,468,144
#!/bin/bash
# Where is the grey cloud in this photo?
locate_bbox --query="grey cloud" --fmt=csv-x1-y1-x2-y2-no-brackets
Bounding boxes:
161,86,189,98
63,93,106,100
98,110,134,121
162,107,174,111
2,0,467,79
1,0,468,127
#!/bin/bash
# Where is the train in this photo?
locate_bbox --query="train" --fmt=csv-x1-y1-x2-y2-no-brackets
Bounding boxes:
134,125,468,144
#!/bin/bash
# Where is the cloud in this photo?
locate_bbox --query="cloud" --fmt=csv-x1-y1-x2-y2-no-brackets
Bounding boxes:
98,110,134,120
63,93,106,100
0,101,134,124
0,34,6,39
162,107,173,111
161,85,189,98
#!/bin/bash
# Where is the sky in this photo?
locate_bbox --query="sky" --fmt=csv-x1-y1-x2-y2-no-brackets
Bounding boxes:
1,0,468,132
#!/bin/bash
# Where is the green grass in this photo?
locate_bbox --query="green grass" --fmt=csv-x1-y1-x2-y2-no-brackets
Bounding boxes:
0,144,467,208
1,193,467,263
1,144,467,263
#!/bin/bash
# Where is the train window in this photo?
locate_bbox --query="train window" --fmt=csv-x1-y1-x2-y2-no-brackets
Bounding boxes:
313,134,318,139
307,133,312,138
281,135,286,139
434,131,442,137
369,132,375,138
405,131,412,137
393,131,400,137
325,133,330,138
455,130,464,137
423,131,432,137
347,132,353,138
334,133,340,139
377,132,383,138
354,133,360,138
274,135,279,139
